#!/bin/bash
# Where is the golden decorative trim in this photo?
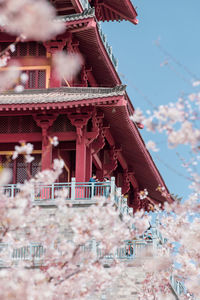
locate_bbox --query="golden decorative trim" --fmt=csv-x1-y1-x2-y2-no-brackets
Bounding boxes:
0,65,51,89
0,150,42,155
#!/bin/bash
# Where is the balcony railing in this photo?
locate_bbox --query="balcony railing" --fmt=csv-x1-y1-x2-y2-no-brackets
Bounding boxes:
0,180,194,300
0,238,155,267
0,243,45,267
170,276,185,297
0,178,132,216
12,244,45,261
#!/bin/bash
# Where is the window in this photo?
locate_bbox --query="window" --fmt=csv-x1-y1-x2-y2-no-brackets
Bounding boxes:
23,69,46,89
0,42,46,57
0,154,41,184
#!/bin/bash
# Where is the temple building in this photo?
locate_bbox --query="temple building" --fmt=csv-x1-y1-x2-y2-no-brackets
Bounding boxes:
0,0,170,210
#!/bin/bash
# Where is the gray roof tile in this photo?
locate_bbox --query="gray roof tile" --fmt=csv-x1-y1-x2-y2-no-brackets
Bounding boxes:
0,86,126,105
57,8,95,22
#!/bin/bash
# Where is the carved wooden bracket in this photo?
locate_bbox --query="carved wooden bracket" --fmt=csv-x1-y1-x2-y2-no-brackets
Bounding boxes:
103,147,120,176
89,112,105,151
68,112,92,144
122,171,130,195
44,39,68,54
34,114,57,146
91,127,105,155
81,66,88,87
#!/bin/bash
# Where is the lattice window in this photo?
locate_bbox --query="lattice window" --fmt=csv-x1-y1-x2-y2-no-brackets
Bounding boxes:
19,43,27,57
29,42,37,56
9,116,20,133
0,116,41,133
0,42,10,53
27,70,36,89
1,156,14,178
16,156,29,184
0,117,8,133
21,116,41,133
0,42,46,57
38,70,46,88
31,154,41,177
52,115,76,132
38,44,46,56
24,69,46,89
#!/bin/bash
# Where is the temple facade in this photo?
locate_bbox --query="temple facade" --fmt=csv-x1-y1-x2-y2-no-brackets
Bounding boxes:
0,0,170,209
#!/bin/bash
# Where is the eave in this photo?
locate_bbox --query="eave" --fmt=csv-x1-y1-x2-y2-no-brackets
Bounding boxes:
58,9,120,86
92,0,138,24
49,0,90,14
0,86,171,205
101,104,172,204
0,86,126,111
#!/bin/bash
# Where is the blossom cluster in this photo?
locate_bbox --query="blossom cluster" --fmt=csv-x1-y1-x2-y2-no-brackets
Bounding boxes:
0,0,65,41
0,155,154,299
12,141,34,163
139,188,148,200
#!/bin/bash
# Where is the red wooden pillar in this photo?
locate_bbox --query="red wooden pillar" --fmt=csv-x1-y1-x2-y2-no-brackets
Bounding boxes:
68,111,92,182
76,137,87,182
85,147,92,181
34,114,57,171
44,39,67,88
41,133,52,171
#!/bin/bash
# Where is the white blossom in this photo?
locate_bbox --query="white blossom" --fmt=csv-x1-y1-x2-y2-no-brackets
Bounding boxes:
12,142,34,160
0,0,65,41
9,43,16,53
146,140,159,152
20,73,28,83
130,108,145,123
50,136,59,147
14,85,24,93
53,52,83,81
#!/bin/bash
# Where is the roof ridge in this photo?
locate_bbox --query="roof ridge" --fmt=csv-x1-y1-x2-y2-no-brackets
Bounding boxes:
57,8,95,22
2,85,126,96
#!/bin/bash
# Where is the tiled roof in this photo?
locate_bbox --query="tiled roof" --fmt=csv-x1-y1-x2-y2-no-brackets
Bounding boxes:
57,8,95,22
0,86,126,105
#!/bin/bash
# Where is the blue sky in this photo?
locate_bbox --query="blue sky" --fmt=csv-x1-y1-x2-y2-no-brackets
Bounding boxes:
102,0,200,199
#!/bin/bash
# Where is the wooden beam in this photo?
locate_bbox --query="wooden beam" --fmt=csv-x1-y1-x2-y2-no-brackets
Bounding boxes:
0,133,42,143
56,6,74,12
129,172,139,190
0,132,78,143
92,153,102,170
104,128,115,146
71,0,83,13
117,151,128,170
59,142,76,150
86,131,99,140
51,132,77,141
